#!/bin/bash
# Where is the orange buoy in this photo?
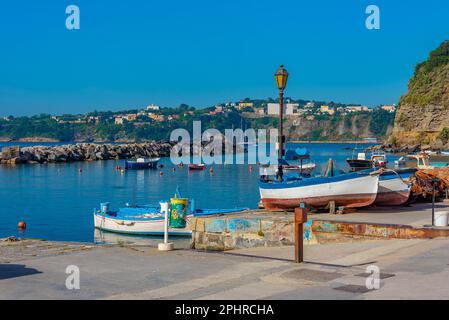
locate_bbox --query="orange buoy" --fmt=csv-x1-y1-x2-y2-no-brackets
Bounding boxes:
209,167,214,174
249,165,253,172
18,221,26,230
160,171,164,176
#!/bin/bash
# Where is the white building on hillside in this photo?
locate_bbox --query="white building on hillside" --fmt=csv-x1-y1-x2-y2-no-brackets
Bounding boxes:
146,104,160,111
267,103,300,115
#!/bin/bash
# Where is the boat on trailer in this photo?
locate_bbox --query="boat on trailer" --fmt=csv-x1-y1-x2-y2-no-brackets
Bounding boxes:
259,170,380,211
93,203,247,236
124,157,160,170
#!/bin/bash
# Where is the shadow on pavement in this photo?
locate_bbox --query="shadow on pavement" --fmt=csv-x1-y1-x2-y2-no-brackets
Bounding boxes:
0,264,42,280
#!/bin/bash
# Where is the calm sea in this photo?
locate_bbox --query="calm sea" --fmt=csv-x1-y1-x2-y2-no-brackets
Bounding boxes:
0,142,398,244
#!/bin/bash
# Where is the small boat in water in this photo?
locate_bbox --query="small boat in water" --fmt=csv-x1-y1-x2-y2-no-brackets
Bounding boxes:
281,147,316,174
347,152,387,172
125,157,160,170
395,153,449,170
282,162,316,174
374,168,417,206
259,170,380,211
188,163,206,171
93,202,247,236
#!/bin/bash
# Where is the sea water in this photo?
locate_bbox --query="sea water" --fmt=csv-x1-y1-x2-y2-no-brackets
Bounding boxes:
0,142,396,244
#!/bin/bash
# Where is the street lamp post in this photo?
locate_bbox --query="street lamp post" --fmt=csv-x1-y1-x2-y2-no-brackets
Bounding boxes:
274,64,289,180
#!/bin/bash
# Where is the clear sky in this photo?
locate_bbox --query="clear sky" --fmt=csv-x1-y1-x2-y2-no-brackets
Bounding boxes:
0,0,448,116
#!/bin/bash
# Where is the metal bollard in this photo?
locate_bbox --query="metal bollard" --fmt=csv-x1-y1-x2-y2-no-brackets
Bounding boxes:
294,207,308,263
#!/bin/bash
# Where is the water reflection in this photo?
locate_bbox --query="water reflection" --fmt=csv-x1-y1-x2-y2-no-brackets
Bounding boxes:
94,229,191,248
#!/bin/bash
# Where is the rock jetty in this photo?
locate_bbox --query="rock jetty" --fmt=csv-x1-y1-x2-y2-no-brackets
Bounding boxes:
368,143,444,154
0,142,174,165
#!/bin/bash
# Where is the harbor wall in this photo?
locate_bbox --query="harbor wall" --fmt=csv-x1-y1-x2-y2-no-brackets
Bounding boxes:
191,213,449,251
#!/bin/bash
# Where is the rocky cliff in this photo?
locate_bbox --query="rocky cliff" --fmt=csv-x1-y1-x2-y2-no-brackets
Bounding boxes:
392,41,449,148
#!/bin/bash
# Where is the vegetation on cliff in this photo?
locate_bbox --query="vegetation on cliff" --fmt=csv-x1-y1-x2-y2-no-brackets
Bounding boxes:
393,40,449,147
400,40,449,107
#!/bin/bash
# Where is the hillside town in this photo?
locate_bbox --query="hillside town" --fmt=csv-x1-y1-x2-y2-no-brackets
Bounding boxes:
2,99,396,127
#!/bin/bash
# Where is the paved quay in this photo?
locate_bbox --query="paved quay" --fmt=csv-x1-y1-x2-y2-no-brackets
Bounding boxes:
2,235,449,299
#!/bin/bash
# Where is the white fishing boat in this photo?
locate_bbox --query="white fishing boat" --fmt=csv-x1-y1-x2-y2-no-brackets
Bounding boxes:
259,171,380,211
282,162,316,174
93,210,192,236
93,202,247,236
374,168,417,206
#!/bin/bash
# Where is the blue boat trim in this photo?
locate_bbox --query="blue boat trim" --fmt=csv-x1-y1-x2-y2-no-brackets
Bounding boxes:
259,171,373,189
94,206,248,221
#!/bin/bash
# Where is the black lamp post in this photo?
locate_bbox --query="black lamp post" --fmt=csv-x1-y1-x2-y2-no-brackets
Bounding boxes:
274,65,289,180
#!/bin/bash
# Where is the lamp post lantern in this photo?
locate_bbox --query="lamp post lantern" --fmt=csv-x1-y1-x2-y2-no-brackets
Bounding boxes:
274,64,289,180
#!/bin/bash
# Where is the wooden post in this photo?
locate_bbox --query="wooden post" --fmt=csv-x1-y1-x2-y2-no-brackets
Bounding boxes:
294,207,308,263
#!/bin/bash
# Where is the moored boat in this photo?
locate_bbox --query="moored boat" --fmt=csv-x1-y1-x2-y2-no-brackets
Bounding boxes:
282,147,316,174
93,203,247,236
282,162,316,174
124,157,160,170
188,163,206,171
259,171,380,211
346,152,372,171
347,152,388,172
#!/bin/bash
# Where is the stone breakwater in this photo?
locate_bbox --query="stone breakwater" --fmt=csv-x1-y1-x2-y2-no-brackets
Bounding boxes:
368,143,442,154
0,142,174,164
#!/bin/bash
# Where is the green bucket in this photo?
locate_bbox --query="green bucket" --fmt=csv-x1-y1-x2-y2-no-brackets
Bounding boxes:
170,198,188,228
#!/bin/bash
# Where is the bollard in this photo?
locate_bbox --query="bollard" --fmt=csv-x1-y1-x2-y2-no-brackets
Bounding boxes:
158,201,174,251
431,178,440,226
294,207,308,263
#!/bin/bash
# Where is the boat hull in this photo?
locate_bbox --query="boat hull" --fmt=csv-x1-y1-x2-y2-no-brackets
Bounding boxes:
374,169,416,206
93,207,248,236
94,212,191,236
125,159,159,170
188,164,205,171
282,163,316,174
260,172,379,211
346,159,372,171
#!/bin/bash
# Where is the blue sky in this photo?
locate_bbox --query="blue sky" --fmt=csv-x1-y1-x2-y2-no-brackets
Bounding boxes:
0,0,448,116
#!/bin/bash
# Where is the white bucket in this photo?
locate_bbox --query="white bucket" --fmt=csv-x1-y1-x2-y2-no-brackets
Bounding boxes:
434,211,449,227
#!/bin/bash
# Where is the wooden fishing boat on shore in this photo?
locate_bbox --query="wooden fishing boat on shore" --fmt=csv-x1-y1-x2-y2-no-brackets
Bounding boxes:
374,168,417,206
124,157,159,170
259,171,380,211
